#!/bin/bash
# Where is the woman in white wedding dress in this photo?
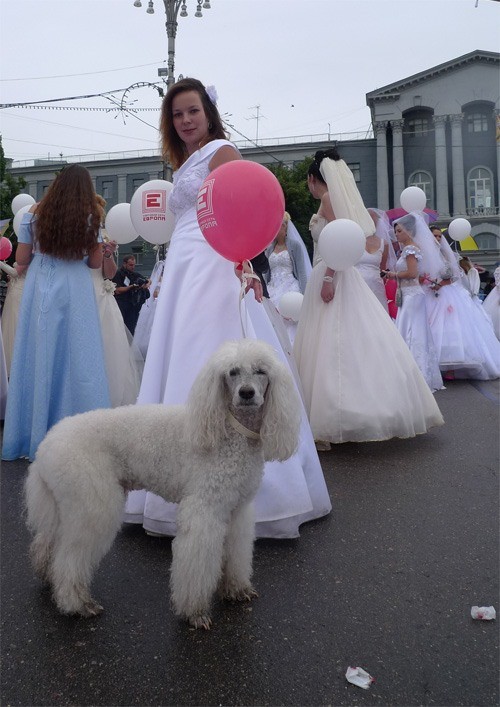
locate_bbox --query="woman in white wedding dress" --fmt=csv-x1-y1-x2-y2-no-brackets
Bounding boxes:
133,258,165,358
384,215,444,392
124,78,331,539
91,200,143,407
265,211,311,343
354,234,389,313
482,265,500,340
293,149,444,449
0,261,25,376
421,220,500,380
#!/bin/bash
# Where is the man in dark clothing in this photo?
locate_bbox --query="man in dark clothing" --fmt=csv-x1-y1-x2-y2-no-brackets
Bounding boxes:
112,255,151,335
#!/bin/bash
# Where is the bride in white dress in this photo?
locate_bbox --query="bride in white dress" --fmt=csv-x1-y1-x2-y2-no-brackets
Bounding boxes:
354,235,389,312
265,212,311,343
354,208,398,313
0,261,25,376
482,266,500,340
124,78,331,539
293,149,444,449
418,217,500,380
384,216,444,392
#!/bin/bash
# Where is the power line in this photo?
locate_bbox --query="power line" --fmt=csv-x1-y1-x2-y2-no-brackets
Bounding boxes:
0,62,165,82
1,110,159,144
0,85,163,109
7,105,161,112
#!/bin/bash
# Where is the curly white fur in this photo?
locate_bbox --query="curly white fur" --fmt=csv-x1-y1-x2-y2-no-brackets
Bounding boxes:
24,339,300,629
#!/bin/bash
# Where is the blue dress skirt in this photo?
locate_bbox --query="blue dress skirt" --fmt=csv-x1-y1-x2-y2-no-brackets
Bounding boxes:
2,219,110,461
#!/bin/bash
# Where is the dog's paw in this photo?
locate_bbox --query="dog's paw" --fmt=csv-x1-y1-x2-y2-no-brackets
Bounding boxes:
221,583,258,603
79,599,104,618
188,613,212,630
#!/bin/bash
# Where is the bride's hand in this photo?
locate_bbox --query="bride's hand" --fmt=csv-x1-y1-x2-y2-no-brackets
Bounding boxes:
321,280,334,303
248,277,263,303
234,262,263,303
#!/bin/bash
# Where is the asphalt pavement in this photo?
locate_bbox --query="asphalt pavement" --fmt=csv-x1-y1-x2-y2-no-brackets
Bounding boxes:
1,379,498,707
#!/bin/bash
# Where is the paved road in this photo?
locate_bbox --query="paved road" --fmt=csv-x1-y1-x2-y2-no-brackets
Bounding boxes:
1,379,498,707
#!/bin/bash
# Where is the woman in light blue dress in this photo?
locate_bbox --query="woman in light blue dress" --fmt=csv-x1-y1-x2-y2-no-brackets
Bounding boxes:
2,165,110,461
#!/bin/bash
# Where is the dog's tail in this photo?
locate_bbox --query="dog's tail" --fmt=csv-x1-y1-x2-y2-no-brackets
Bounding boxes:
24,463,59,582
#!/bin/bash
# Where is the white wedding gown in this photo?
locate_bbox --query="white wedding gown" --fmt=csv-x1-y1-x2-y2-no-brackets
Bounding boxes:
394,245,444,392
293,216,444,444
267,249,301,343
355,238,389,313
91,269,143,407
133,259,165,358
1,270,26,376
424,279,500,380
124,140,331,539
482,267,500,340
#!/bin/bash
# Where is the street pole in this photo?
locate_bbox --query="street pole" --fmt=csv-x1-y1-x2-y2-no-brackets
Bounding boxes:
133,0,212,256
134,1,211,88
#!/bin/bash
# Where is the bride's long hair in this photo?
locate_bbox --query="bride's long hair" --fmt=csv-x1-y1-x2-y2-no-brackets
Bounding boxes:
160,78,228,170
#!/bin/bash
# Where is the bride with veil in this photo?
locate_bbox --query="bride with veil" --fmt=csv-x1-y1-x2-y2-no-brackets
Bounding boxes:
293,149,444,448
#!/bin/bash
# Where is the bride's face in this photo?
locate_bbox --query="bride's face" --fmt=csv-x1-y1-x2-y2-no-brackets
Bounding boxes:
394,224,411,245
172,90,210,155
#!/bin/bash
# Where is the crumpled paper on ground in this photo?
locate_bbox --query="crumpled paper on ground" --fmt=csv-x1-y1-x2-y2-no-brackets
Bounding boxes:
471,606,496,620
345,666,375,689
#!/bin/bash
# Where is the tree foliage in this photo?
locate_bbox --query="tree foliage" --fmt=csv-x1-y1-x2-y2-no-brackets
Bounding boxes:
267,157,317,257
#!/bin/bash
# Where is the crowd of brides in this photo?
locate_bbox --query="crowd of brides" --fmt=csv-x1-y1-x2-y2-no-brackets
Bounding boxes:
1,78,499,540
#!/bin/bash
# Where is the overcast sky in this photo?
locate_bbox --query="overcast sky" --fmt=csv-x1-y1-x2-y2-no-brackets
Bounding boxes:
0,0,498,164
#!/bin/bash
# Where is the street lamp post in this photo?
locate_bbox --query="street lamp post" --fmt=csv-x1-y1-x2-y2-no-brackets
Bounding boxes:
133,1,211,252
133,0,212,87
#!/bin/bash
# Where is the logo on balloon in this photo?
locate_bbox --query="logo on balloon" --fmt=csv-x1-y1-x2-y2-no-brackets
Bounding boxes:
142,190,167,222
130,179,175,246
196,180,216,230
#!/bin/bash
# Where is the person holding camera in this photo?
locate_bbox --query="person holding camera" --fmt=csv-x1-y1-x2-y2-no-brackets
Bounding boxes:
112,255,151,335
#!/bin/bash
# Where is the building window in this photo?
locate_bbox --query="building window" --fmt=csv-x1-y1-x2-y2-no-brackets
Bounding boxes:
407,117,429,137
474,233,499,250
408,171,433,207
100,180,114,200
468,167,493,211
347,163,360,182
131,178,147,192
467,113,488,133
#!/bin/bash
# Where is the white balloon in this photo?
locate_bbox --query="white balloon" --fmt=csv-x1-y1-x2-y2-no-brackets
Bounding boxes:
448,217,471,241
12,204,33,235
130,179,175,245
400,186,427,213
11,193,35,215
104,203,139,245
278,292,304,322
317,219,366,271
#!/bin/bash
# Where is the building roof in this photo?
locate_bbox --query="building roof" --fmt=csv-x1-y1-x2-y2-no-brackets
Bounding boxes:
366,49,500,104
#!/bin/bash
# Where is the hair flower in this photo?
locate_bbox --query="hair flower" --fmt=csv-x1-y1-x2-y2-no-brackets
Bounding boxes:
206,85,218,104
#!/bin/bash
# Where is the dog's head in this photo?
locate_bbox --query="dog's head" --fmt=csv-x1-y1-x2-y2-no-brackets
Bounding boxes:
224,351,270,412
187,339,300,461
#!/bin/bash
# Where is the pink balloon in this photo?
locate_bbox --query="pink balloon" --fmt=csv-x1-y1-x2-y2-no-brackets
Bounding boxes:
197,161,285,263
0,236,13,260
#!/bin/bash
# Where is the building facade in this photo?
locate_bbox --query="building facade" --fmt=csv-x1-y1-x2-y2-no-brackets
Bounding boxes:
7,50,499,268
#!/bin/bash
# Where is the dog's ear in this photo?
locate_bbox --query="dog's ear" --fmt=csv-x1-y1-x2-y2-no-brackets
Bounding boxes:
260,359,301,462
186,357,228,451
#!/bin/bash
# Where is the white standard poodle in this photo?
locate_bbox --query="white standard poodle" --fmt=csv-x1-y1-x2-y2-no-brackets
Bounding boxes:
24,339,301,629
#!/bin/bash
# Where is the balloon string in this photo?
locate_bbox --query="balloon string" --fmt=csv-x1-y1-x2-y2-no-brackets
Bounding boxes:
237,259,260,338
0,260,18,278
